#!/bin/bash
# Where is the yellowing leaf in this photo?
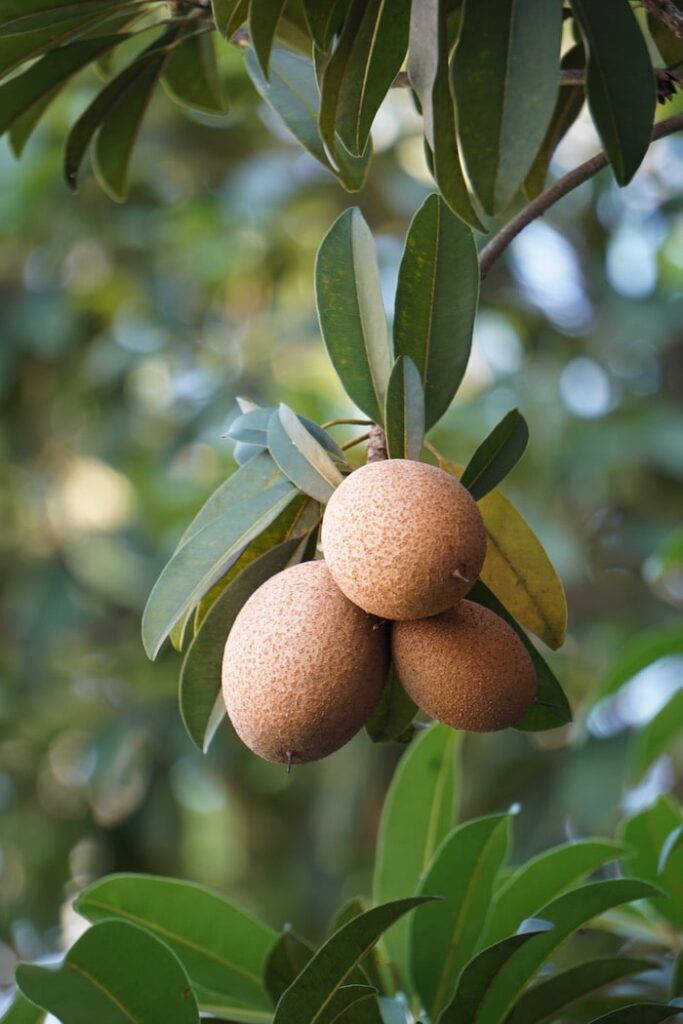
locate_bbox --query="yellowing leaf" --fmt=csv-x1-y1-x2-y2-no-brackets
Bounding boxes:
437,458,567,650
478,488,567,650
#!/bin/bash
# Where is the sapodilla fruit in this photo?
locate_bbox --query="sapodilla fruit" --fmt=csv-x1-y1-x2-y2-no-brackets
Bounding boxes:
392,600,536,732
321,459,486,620
221,560,388,764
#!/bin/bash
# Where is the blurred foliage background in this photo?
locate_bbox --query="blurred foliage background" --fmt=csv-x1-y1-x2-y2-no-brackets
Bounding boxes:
0,46,682,996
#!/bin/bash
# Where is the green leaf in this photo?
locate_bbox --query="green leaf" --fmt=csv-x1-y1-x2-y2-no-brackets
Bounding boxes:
524,44,586,200
75,873,276,1009
163,29,224,113
384,356,425,461
649,7,683,66
319,986,378,1024
409,814,511,1020
192,987,274,1022
250,0,287,77
334,0,411,156
482,838,623,947
228,407,347,467
365,665,417,744
267,404,343,502
438,929,551,1024
16,920,199,1024
315,208,392,425
630,688,683,783
272,898,433,1024
327,898,386,1000
467,580,572,732
372,724,459,992
0,994,45,1024
93,32,177,201
619,796,683,928
0,34,126,136
570,0,656,185
408,0,485,231
245,45,370,192
8,91,55,156
318,0,366,163
673,946,683,998
213,0,249,38
507,957,657,1024
596,624,683,700
477,487,567,650
586,1006,681,1024
451,0,562,215
393,194,479,429
303,0,349,51
264,928,314,1005
0,1,128,34
65,38,176,190
460,410,529,500
142,475,297,659
180,537,305,752
466,879,662,1024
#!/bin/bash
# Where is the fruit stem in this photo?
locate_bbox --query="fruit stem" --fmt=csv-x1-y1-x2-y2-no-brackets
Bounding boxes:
367,425,388,462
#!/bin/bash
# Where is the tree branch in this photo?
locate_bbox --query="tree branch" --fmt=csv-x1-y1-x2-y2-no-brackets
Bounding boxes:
478,112,683,280
390,66,682,91
640,0,683,37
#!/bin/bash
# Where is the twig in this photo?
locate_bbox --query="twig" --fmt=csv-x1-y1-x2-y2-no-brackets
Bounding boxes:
321,417,374,429
367,424,388,462
478,112,683,280
640,0,683,37
341,432,371,451
390,66,682,90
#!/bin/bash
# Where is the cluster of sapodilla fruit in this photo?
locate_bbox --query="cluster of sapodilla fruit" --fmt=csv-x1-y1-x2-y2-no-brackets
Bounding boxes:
221,459,537,765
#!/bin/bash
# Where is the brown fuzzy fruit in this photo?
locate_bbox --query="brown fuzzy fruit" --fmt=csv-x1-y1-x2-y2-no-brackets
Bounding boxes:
221,560,388,764
392,600,536,731
321,459,486,620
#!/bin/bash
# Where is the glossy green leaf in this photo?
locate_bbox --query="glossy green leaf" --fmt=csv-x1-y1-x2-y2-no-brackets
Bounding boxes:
212,0,248,38
524,44,586,200
17,920,199,1024
571,0,656,185
366,666,417,744
409,814,511,1020
327,898,386,1000
477,487,567,650
303,0,349,51
660,824,683,873
451,0,562,215
180,537,305,752
468,879,662,1024
272,898,433,1024
619,796,683,928
0,1,128,34
228,406,347,467
245,45,370,192
460,410,529,500
250,0,287,77
0,8,120,78
596,624,683,700
334,0,411,156
438,929,551,1024
65,39,175,190
408,0,485,231
315,208,392,425
264,928,314,1005
586,1006,681,1024
372,724,459,991
318,0,366,163
507,957,657,1024
8,91,55,156
384,356,425,461
0,35,126,136
630,688,683,783
142,475,297,658
482,838,622,946
163,29,224,113
76,873,276,1009
192,986,273,1022
319,986,378,1024
267,404,343,502
467,580,572,732
393,194,478,428
93,33,177,201
0,994,45,1024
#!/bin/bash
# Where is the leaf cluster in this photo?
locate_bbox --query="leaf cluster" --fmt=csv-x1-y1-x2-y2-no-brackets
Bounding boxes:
5,724,683,1023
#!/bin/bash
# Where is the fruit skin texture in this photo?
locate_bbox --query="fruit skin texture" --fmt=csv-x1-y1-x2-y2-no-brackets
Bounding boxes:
321,459,487,620
221,560,389,764
392,600,536,732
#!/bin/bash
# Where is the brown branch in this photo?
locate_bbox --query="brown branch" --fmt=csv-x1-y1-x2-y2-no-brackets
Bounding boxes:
367,425,388,462
478,112,683,280
640,0,683,37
